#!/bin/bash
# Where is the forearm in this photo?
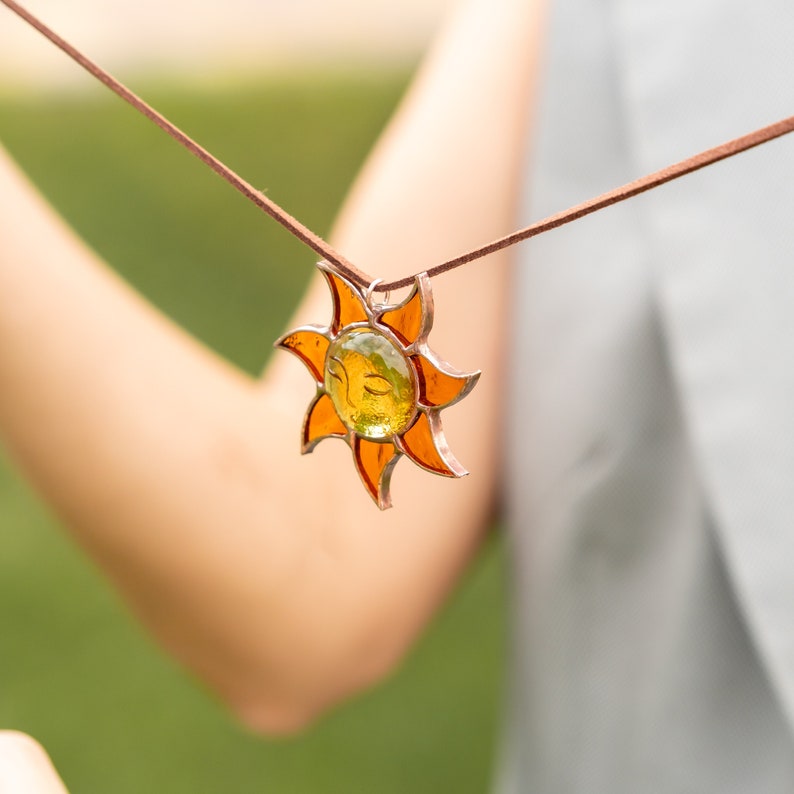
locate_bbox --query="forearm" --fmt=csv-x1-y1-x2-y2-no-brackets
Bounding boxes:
0,0,545,731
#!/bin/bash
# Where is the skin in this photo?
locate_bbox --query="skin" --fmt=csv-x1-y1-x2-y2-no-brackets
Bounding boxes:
0,733,69,794
0,0,545,782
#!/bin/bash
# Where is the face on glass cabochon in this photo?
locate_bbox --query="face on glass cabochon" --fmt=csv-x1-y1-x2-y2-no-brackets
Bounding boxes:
325,329,417,439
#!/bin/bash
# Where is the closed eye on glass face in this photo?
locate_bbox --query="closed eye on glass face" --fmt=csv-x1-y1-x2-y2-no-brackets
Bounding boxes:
328,356,345,381
363,373,393,396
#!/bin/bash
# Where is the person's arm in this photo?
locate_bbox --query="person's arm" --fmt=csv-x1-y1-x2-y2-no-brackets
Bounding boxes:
0,0,544,733
0,733,70,793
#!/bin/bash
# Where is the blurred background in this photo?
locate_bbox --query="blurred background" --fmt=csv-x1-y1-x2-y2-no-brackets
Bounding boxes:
0,1,508,792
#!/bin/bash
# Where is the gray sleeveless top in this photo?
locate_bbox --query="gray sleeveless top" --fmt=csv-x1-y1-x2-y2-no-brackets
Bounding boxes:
498,0,794,791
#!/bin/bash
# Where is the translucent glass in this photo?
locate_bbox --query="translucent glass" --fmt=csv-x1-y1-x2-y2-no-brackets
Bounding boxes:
277,329,329,383
401,411,453,475
325,329,416,439
380,288,423,345
303,392,347,450
412,354,470,408
353,436,398,506
324,270,369,334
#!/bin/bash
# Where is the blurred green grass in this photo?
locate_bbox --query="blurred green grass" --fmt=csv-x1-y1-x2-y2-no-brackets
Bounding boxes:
0,74,506,793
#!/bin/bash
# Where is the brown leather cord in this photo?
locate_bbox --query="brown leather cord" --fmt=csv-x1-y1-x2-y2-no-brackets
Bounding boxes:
0,0,370,287
3,0,793,294
382,114,794,291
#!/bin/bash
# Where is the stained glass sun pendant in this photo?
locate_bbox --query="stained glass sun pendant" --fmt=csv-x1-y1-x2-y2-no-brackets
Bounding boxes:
275,263,480,509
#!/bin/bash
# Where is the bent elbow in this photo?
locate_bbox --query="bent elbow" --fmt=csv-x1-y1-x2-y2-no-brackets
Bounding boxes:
231,696,320,738
224,629,407,738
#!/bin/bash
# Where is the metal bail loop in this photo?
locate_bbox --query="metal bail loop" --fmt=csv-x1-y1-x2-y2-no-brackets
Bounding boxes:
365,278,390,312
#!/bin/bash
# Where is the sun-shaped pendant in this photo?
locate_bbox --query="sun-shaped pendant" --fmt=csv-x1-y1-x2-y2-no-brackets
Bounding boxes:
275,262,480,509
